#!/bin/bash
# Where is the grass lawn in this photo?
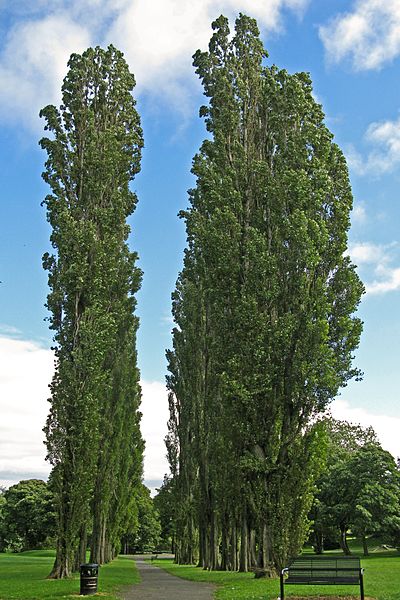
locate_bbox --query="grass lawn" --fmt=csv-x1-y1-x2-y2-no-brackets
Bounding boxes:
154,547,400,600
0,550,139,600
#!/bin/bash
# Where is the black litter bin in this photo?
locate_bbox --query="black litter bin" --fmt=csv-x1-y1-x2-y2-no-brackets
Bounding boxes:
80,563,99,596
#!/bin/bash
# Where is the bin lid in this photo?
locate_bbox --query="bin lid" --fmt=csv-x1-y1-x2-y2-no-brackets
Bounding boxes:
80,563,99,568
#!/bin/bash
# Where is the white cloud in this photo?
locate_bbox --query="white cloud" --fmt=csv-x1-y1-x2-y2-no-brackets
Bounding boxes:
352,202,367,224
345,115,400,176
331,398,400,459
0,15,91,130
105,0,310,111
366,267,400,294
0,0,310,129
320,0,400,71
348,241,400,295
0,334,169,491
140,381,169,491
0,336,54,487
348,241,390,265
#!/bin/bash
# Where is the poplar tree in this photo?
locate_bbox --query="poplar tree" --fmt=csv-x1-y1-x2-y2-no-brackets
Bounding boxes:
167,14,364,573
40,45,144,578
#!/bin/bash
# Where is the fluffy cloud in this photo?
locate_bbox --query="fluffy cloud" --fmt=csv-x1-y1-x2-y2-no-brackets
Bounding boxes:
0,0,309,129
348,241,390,265
140,381,169,492
366,266,400,294
348,241,400,295
345,115,400,176
351,202,367,224
331,398,400,459
0,336,53,488
0,334,169,491
319,0,400,71
0,15,91,130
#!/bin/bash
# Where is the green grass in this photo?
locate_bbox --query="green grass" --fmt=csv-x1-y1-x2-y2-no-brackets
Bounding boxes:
153,548,400,600
0,550,139,600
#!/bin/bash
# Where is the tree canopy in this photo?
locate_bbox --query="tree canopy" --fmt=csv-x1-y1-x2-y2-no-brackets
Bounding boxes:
0,480,56,552
312,419,400,556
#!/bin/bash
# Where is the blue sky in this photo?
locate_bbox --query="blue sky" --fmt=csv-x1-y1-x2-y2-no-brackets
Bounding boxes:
1,0,400,492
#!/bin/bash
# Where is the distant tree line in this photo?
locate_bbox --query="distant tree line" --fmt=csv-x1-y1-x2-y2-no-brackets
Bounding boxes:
0,480,161,556
0,480,56,553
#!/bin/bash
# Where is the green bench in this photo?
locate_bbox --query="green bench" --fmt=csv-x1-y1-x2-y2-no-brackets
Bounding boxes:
280,556,365,600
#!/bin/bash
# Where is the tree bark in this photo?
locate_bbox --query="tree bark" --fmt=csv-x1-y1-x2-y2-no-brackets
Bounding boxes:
239,509,248,572
339,525,351,555
362,534,369,556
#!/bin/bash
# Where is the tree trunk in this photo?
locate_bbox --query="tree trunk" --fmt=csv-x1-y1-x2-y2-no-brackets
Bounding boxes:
74,525,87,571
314,529,324,555
362,534,369,556
48,535,71,579
249,529,257,569
339,525,351,555
239,509,248,572
210,511,219,570
220,523,228,570
198,522,205,568
231,524,238,571
90,513,107,564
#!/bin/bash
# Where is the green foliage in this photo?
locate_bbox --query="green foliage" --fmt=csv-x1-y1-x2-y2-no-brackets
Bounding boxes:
167,13,363,572
312,419,400,555
123,484,161,553
153,475,176,551
40,44,144,577
0,480,56,552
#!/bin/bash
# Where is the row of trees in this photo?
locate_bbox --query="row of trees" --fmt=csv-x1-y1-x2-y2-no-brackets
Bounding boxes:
40,46,144,578
165,14,364,574
156,419,400,560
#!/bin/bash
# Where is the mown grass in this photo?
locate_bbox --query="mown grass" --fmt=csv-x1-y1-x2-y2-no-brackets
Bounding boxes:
154,545,400,600
0,550,139,600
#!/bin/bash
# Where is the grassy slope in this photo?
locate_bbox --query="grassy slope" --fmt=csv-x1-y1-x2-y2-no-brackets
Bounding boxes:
154,544,400,600
0,550,139,600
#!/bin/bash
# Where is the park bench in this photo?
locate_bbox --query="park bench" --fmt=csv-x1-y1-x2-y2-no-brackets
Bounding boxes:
280,556,365,600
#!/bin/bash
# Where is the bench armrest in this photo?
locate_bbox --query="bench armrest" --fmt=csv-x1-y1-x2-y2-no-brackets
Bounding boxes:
281,568,289,576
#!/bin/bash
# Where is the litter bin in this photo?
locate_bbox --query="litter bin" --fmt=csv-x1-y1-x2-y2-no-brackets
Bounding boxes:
80,563,99,596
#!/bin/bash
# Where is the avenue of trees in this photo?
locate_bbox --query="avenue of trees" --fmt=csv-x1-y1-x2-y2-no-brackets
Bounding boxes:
40,45,144,578
166,14,364,574
3,10,398,584
156,418,400,561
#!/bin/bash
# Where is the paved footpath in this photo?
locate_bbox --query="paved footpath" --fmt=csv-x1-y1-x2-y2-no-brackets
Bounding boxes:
122,557,216,600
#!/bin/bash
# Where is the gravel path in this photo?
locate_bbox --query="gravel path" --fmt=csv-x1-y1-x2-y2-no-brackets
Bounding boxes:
121,557,216,600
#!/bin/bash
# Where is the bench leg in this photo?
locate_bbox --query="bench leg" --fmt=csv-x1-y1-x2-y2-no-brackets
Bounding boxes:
280,572,284,600
360,572,365,600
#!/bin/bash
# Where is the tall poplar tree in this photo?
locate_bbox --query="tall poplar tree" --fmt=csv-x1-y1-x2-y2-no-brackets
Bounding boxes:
167,14,364,573
40,45,144,578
